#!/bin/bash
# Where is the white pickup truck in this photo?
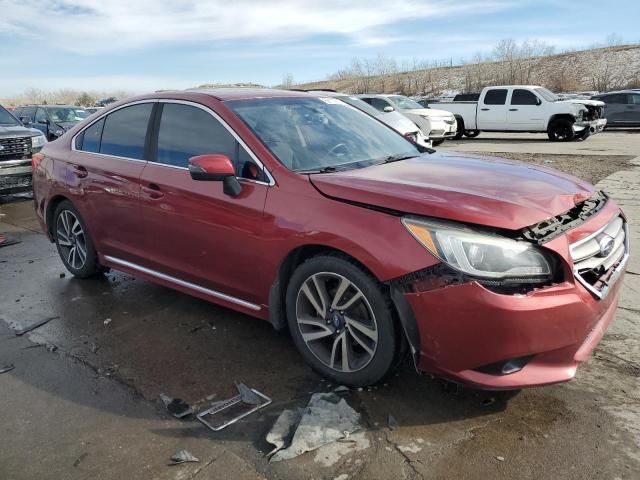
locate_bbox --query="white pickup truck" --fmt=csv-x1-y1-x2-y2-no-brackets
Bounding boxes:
429,85,607,142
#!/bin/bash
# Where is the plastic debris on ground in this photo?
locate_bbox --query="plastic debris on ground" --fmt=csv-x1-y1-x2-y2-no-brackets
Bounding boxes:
267,392,361,462
159,393,194,419
197,384,271,432
0,234,20,248
387,414,399,430
168,450,199,466
12,316,59,336
0,364,15,375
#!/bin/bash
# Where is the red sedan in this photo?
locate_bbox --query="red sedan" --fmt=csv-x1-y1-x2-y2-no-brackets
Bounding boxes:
32,89,629,389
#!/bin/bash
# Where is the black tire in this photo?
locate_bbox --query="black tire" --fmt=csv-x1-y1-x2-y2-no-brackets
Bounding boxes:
53,200,103,278
464,130,480,138
286,255,400,387
453,117,465,139
432,139,445,146
547,119,575,142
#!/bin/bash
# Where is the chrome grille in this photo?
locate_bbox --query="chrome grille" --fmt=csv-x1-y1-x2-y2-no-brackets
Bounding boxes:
570,215,629,299
0,136,31,160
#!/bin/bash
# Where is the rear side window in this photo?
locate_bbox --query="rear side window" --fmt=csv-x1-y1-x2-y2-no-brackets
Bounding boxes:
155,103,265,180
603,94,627,104
77,118,105,153
100,103,153,160
484,89,508,105
511,89,539,105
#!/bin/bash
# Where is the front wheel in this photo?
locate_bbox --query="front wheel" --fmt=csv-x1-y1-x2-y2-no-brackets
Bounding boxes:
547,119,575,142
53,200,103,278
453,117,465,139
286,255,400,387
432,139,445,146
464,130,480,138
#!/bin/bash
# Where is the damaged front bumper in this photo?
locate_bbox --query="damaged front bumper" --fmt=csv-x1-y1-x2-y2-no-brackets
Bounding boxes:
573,118,607,138
0,160,33,195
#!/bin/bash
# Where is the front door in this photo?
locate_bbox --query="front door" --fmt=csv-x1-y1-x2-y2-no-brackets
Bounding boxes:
625,93,640,124
137,101,270,305
507,89,544,130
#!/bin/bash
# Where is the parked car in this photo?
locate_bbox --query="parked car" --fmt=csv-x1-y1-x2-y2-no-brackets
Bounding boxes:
0,104,46,195
32,89,628,389
13,105,87,141
357,94,457,146
84,107,104,115
306,90,432,149
591,90,640,127
428,86,607,141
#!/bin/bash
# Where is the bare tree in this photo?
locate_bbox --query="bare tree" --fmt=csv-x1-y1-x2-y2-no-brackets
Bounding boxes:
281,73,295,89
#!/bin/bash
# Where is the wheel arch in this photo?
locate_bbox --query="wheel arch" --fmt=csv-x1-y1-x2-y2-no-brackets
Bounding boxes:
547,113,576,130
45,194,72,241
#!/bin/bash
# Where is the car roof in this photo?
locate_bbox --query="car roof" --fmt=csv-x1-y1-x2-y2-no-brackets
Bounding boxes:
184,87,315,101
596,90,638,95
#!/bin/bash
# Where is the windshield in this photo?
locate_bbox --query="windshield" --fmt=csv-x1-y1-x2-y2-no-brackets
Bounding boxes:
48,107,86,123
534,88,559,102
388,96,423,110
0,106,20,126
75,109,89,119
228,97,419,172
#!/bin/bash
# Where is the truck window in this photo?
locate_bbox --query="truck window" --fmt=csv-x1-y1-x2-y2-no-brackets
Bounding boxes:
511,89,539,105
484,89,508,105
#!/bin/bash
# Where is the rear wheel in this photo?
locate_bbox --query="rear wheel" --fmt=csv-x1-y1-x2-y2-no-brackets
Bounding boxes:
54,201,102,278
547,119,575,142
464,130,480,138
432,139,445,146
286,255,399,387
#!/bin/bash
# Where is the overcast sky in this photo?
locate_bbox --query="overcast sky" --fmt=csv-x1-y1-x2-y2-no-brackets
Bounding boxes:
1,0,638,95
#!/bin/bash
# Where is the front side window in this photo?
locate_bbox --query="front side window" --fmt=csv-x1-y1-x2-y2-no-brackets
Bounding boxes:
630,94,640,105
100,103,153,160
370,98,393,112
511,89,539,105
35,108,48,123
484,89,508,105
228,97,419,173
155,103,264,180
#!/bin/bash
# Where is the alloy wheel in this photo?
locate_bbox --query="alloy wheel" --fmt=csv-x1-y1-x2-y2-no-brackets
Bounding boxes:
56,210,87,270
295,272,378,373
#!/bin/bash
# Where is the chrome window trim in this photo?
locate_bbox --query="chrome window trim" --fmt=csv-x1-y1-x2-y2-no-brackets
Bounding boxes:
104,255,261,311
71,98,275,186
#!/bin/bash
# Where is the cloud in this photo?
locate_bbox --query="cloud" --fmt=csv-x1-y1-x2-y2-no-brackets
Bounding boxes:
0,0,514,54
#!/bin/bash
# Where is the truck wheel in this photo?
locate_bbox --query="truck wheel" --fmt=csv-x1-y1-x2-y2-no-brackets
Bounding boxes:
453,118,465,139
464,130,480,138
548,119,575,142
432,139,444,146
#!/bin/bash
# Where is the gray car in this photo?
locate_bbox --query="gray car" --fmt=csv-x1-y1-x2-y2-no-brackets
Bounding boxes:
592,90,640,127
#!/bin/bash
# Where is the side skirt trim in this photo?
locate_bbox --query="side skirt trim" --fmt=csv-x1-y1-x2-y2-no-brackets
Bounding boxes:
103,255,261,311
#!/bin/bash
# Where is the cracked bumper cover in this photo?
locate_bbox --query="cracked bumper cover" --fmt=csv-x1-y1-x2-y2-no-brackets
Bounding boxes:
574,118,607,134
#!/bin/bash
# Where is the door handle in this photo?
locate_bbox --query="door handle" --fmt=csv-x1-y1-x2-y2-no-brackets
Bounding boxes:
509,108,518,111
141,183,164,199
481,108,490,111
71,164,88,178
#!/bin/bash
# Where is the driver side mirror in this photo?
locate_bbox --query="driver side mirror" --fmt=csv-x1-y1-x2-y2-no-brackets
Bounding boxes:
188,154,242,197
383,106,394,113
20,117,32,126
536,98,542,106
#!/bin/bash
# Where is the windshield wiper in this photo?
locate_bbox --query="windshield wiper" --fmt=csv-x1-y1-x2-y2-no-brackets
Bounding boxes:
298,165,339,174
381,154,420,164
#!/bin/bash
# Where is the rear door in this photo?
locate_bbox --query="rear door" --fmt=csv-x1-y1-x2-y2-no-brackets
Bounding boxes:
600,93,626,125
507,88,544,130
477,88,508,129
137,100,270,304
625,93,640,124
69,101,154,263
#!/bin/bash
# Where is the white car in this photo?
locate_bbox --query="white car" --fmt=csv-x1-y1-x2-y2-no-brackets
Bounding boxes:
357,94,457,145
307,90,432,149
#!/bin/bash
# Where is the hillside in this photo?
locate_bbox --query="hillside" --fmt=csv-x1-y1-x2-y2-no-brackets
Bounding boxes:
298,45,640,96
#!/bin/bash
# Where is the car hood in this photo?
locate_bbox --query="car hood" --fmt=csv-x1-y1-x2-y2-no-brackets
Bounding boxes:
0,124,41,139
401,107,454,118
564,99,605,107
309,152,595,230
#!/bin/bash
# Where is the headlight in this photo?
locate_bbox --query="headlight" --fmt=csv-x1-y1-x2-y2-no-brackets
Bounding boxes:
31,134,46,148
402,217,552,280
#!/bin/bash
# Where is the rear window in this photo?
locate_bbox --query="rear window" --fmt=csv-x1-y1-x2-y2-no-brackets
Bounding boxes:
484,89,508,105
77,118,105,153
100,103,153,160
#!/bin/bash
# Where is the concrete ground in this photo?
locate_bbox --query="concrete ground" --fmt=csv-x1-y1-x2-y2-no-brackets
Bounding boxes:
1,130,639,480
